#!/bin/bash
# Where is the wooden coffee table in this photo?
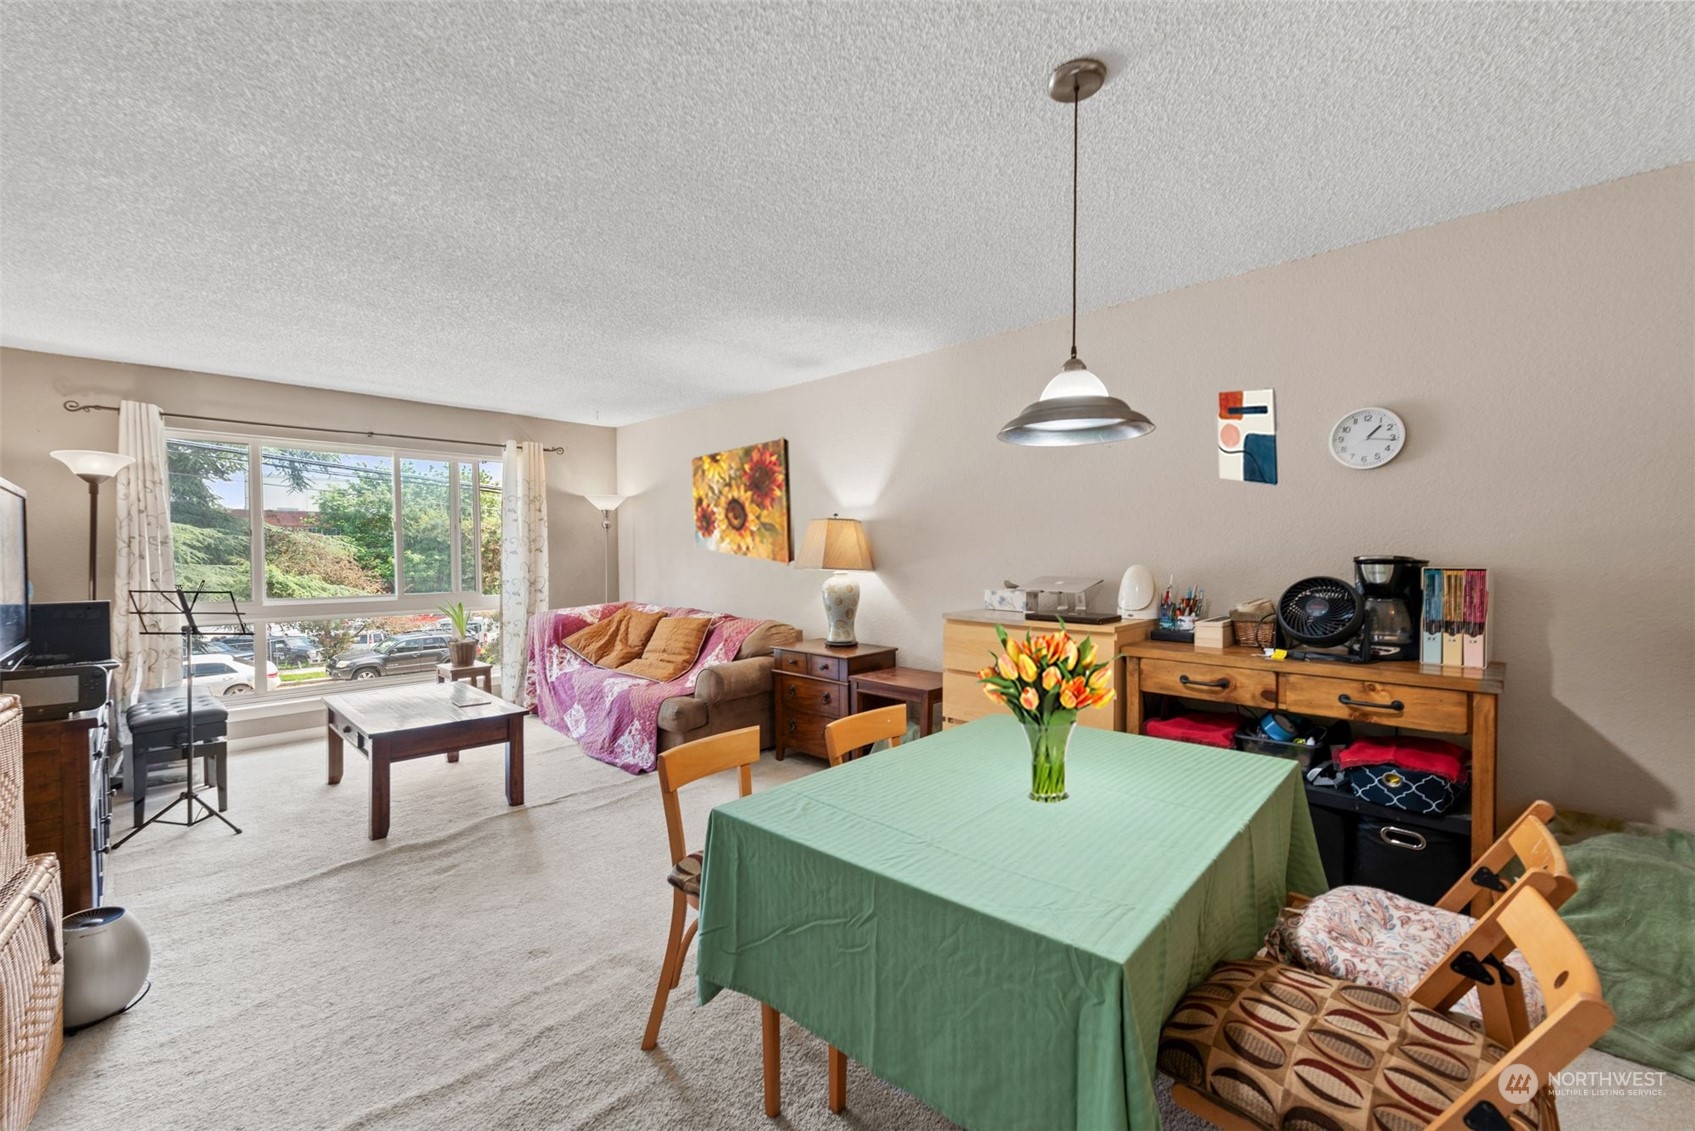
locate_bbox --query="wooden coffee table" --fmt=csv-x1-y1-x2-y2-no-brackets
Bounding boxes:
324,681,528,839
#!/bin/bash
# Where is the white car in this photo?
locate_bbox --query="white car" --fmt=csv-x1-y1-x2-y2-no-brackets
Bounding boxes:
184,655,281,697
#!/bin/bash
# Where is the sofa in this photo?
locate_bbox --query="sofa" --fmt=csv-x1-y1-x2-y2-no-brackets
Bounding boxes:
656,620,801,751
526,602,800,774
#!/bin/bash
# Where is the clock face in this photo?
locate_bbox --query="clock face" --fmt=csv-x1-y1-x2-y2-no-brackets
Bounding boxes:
1330,407,1405,469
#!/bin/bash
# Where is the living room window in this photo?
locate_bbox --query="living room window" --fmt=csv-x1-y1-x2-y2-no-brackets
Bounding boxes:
165,431,501,701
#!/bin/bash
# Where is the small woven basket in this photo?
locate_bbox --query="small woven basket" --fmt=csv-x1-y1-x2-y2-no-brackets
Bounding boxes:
1230,614,1278,649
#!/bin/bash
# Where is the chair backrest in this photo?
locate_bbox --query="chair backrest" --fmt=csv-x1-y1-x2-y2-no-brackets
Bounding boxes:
823,705,906,768
1422,884,1613,1130
655,726,761,867
1435,800,1576,913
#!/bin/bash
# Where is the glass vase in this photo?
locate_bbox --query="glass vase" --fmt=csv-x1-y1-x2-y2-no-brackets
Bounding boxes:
1023,716,1073,803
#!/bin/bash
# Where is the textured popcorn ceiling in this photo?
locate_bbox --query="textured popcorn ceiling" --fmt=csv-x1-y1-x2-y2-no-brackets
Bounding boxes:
2,2,1691,426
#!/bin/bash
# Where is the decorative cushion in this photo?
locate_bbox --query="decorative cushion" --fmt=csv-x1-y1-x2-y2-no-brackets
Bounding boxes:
620,617,712,682
1159,957,1546,1131
1273,886,1545,1026
667,850,703,898
564,607,665,668
735,621,802,660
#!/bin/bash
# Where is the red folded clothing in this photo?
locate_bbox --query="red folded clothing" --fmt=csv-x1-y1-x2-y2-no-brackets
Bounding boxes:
1336,735,1469,783
1145,713,1239,749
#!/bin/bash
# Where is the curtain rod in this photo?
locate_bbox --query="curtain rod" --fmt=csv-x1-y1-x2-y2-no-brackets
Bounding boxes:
61,400,564,454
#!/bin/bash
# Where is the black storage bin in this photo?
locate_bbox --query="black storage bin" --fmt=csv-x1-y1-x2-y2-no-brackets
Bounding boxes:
1308,802,1350,889
1352,817,1470,905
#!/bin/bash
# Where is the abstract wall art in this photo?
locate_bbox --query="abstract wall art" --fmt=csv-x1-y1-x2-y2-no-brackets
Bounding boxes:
692,439,792,562
1218,389,1278,485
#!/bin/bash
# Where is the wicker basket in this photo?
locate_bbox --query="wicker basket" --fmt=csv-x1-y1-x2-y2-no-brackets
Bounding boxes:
1230,614,1278,649
0,854,63,1131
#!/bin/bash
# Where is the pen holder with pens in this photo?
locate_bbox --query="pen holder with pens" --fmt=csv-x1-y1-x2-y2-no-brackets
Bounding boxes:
1158,584,1207,631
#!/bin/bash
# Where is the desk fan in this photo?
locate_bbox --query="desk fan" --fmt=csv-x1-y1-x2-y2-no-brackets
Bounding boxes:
1276,576,1366,662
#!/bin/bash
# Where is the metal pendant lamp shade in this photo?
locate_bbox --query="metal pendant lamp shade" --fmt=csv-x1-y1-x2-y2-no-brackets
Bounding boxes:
999,58,1154,447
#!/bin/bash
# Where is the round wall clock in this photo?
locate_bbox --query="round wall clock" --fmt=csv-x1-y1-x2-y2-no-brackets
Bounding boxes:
1329,407,1406,469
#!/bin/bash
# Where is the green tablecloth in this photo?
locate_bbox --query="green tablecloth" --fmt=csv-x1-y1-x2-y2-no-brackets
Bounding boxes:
696,715,1326,1130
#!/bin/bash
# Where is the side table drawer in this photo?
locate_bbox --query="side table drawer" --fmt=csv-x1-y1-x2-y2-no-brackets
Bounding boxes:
1282,675,1469,733
1141,658,1276,708
775,674,846,718
777,710,831,755
775,651,809,676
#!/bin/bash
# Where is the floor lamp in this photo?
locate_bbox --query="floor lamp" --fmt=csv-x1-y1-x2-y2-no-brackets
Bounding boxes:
51,449,136,600
583,494,626,603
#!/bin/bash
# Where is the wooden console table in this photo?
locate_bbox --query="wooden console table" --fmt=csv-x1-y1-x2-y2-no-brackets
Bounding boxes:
941,611,1153,732
1120,640,1504,859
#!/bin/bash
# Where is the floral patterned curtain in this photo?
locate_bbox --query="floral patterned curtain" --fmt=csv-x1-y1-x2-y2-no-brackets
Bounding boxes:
500,441,550,701
114,400,179,702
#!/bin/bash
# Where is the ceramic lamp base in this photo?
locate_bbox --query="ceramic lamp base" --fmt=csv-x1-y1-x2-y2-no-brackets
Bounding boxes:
821,571,861,647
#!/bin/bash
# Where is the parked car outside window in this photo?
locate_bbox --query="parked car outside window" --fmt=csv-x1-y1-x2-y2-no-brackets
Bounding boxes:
325,632,453,681
183,656,282,697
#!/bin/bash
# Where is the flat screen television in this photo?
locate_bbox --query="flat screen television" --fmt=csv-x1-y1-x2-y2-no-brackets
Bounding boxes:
0,477,27,670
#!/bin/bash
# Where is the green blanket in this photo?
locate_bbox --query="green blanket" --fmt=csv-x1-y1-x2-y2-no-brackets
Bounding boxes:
1560,828,1695,1080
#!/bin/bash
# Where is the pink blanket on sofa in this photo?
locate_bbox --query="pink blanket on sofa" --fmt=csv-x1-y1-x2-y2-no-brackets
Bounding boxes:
524,602,764,774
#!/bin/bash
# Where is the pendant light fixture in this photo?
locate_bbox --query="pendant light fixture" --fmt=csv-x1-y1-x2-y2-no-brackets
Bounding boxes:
999,58,1154,446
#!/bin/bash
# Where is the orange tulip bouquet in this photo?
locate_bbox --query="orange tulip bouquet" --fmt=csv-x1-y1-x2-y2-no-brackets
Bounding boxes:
978,623,1115,802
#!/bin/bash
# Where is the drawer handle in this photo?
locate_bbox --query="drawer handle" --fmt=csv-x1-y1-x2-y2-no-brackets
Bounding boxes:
1338,693,1404,712
821,692,832,705
787,720,797,733
785,685,795,698
1179,675,1230,690
1378,825,1428,852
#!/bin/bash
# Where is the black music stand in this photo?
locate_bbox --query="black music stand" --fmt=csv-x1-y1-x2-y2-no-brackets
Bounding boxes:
110,588,246,847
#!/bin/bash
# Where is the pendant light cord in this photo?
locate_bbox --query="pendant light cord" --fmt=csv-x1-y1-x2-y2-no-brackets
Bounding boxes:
1070,74,1079,361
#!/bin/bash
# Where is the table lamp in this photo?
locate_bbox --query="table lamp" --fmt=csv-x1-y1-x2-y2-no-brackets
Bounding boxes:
51,449,136,600
795,515,873,648
582,493,626,603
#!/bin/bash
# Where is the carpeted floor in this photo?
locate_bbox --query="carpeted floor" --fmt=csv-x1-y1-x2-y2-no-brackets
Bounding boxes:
34,720,1692,1130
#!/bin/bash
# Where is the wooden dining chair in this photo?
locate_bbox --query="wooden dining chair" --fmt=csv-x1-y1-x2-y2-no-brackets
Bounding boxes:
1266,801,1574,1025
1162,881,1613,1131
823,705,906,768
642,726,761,1051
641,726,850,1112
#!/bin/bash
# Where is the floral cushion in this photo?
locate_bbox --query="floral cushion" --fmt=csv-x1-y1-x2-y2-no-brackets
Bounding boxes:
1272,886,1546,1026
667,850,703,898
1159,957,1547,1131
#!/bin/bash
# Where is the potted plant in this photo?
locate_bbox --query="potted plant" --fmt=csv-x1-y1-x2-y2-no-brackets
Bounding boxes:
438,601,478,667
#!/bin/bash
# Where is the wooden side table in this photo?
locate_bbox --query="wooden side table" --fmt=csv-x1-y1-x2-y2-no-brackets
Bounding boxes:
772,640,897,761
435,661,495,762
849,668,944,738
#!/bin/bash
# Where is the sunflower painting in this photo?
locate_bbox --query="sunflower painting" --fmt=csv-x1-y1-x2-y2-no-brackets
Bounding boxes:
692,439,792,562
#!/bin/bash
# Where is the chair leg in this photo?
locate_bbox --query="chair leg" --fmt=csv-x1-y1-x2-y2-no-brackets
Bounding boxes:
672,918,699,990
216,746,229,811
762,1003,782,1117
641,890,688,1051
828,1045,847,1113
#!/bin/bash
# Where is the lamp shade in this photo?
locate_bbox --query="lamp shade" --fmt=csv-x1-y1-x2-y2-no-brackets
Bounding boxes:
51,449,135,481
583,494,626,512
794,517,873,572
998,359,1155,446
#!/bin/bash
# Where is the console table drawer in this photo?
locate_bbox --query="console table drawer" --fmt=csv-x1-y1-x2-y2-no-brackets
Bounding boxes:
1140,658,1276,708
1282,675,1469,733
775,674,846,718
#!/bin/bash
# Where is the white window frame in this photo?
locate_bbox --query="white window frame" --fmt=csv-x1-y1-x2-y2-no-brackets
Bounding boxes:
166,428,502,701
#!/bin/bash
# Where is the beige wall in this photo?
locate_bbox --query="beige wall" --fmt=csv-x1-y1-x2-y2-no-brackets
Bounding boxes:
618,164,1695,831
0,349,619,610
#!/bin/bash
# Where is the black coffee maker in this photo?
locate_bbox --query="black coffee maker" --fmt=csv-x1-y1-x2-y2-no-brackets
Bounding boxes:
1354,555,1425,662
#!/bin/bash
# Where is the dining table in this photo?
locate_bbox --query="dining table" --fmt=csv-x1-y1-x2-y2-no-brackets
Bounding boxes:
694,714,1327,1130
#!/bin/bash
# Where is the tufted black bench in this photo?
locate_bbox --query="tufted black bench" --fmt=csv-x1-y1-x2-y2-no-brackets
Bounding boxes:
125,686,230,827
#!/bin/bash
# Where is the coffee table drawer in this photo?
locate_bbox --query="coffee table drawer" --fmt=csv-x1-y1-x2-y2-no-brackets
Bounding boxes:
775,674,846,718
1141,658,1276,708
1282,675,1470,733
